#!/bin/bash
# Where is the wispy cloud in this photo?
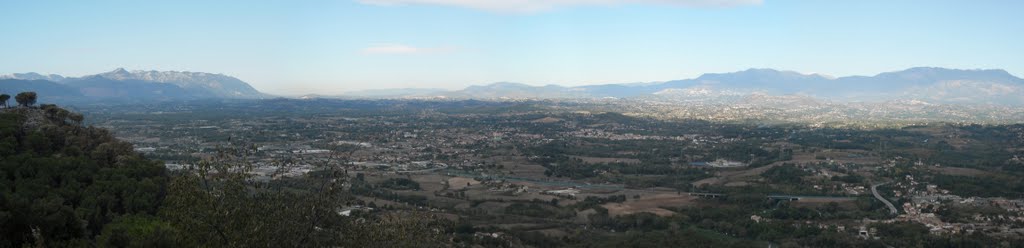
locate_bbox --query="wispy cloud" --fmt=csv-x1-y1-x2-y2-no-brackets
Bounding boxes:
362,44,421,54
361,44,457,55
357,0,763,13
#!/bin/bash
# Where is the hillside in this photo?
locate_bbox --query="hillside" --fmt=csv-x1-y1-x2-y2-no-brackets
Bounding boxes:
0,106,168,247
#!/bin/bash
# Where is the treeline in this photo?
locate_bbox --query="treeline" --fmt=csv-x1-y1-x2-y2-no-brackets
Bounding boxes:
762,164,810,184
0,91,38,108
927,174,1024,198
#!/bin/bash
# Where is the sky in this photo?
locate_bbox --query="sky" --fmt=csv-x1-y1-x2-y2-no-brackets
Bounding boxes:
1,0,1022,95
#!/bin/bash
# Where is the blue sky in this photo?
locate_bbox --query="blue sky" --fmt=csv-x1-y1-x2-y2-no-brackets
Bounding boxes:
1,0,1021,95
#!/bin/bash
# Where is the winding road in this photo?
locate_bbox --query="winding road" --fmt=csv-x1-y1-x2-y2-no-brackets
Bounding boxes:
871,182,899,215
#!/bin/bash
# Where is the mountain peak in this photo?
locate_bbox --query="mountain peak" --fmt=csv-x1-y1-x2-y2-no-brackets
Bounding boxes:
88,69,266,98
740,68,781,73
98,68,135,80
694,68,831,88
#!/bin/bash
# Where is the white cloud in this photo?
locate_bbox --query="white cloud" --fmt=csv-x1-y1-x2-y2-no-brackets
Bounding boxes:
361,44,457,55
362,44,420,54
357,0,763,13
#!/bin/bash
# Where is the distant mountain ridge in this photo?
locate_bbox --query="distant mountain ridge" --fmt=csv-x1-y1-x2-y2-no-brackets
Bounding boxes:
0,68,267,104
338,67,1022,105
90,68,263,97
4,67,1023,106
0,72,67,82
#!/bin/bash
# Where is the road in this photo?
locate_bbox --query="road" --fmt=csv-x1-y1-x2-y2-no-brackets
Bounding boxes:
871,182,899,215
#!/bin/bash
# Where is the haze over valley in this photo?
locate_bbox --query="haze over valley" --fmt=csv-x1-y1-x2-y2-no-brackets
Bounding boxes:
6,66,1024,125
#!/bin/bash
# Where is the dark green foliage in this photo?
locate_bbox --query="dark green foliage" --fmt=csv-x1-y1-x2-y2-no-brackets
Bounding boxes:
350,181,430,206
161,168,345,247
929,174,1024,198
935,204,1009,223
0,94,9,108
14,92,36,107
95,215,182,248
831,174,864,184
379,177,421,190
762,164,809,184
162,166,454,247
572,195,627,210
578,227,763,248
514,231,565,247
768,204,818,220
591,212,671,231
870,222,932,247
504,202,574,218
0,108,167,247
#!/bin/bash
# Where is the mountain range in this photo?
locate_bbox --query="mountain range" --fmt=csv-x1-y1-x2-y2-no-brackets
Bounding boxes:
419,67,1022,105
3,67,1023,106
0,68,267,104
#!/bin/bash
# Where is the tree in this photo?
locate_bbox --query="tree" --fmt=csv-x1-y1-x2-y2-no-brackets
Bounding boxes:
69,113,84,125
0,93,9,108
14,91,37,107
95,215,183,248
